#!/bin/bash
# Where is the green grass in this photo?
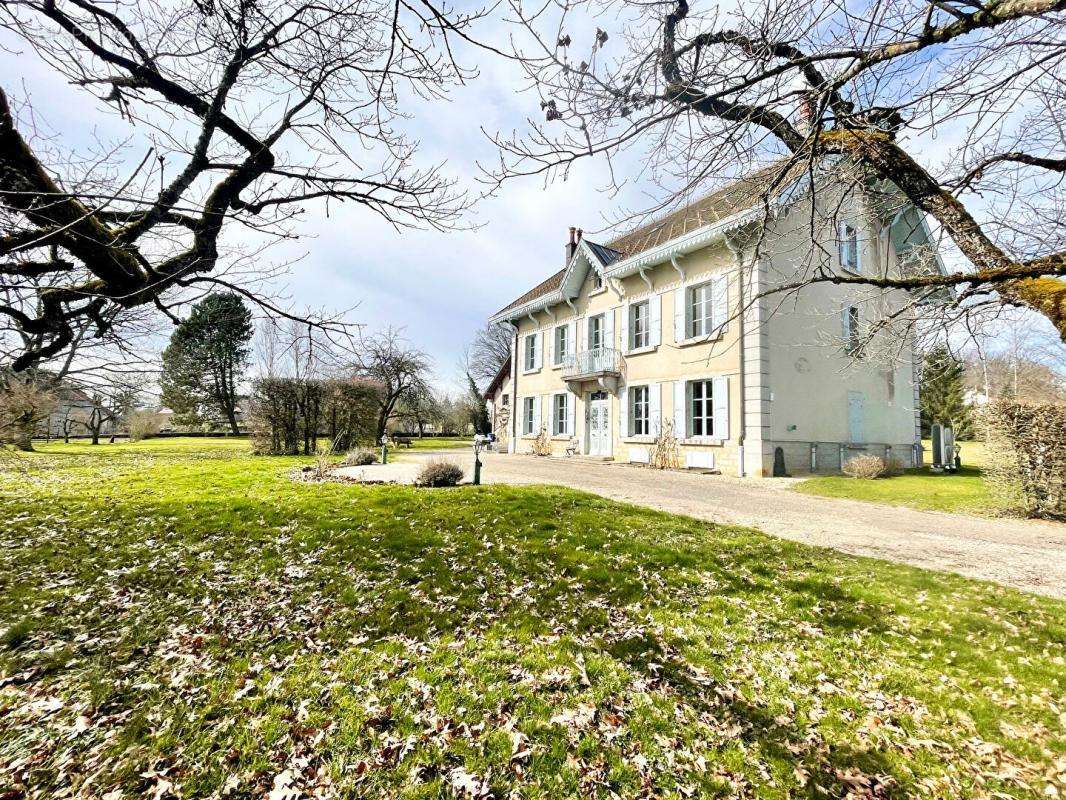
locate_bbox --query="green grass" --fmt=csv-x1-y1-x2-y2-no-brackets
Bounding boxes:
794,440,994,514
397,436,473,451
1,438,1063,799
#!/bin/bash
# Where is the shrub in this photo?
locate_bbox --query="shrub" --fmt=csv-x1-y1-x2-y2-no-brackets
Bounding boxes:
414,458,464,487
127,411,164,441
842,454,890,479
343,447,379,466
883,457,905,477
983,400,1066,519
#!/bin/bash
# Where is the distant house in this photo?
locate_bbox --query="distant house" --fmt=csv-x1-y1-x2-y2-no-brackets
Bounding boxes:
484,356,512,450
488,163,938,476
38,383,114,440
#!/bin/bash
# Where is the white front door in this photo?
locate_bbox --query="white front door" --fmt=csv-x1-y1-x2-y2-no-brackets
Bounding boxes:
587,392,611,456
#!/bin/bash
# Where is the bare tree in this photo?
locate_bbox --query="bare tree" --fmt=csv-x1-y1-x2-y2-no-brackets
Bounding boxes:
492,0,1066,340
0,0,481,373
466,323,513,388
0,372,56,451
353,328,433,441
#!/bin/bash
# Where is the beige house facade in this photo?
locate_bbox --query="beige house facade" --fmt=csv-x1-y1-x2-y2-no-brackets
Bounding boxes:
488,165,934,477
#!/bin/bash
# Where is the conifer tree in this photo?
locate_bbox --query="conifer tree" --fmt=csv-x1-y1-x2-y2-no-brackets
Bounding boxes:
920,346,973,439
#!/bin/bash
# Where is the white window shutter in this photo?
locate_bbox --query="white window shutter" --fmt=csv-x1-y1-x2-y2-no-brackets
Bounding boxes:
619,386,628,438
673,380,687,439
533,395,542,433
576,318,585,353
649,382,661,436
673,287,686,342
650,294,662,347
712,275,728,334
620,302,630,353
841,305,851,339
533,332,542,369
712,376,729,440
568,320,577,358
548,327,555,366
604,307,615,350
567,391,576,436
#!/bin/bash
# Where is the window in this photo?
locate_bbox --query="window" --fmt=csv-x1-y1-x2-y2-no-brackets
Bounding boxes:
501,393,509,407
553,325,569,365
524,333,537,371
592,270,604,290
843,305,862,357
687,282,714,338
689,380,714,437
522,396,535,435
553,393,570,436
838,221,860,273
588,314,604,351
630,385,649,436
630,301,649,349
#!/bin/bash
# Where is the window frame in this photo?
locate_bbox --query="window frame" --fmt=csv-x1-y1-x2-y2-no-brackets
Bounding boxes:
552,393,570,436
839,221,861,274
523,333,537,371
553,324,569,365
588,313,604,351
686,281,713,339
630,300,650,350
522,396,535,435
689,379,714,437
843,305,863,358
630,385,650,437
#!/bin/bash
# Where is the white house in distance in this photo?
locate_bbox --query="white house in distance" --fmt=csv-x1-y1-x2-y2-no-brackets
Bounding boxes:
487,161,937,477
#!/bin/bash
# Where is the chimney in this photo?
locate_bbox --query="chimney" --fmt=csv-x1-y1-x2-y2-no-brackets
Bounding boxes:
565,226,577,266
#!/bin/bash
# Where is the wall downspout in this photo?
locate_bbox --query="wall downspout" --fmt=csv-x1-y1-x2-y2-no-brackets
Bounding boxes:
726,236,746,477
510,325,519,453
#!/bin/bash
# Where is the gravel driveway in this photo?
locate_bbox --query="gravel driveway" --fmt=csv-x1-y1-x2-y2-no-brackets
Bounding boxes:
335,450,1066,598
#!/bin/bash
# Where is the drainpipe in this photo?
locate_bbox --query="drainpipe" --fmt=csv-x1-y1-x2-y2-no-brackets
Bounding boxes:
726,235,746,477
510,324,519,453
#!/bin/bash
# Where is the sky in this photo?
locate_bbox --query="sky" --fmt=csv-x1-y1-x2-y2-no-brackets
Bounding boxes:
1,10,649,395
1,2,1060,394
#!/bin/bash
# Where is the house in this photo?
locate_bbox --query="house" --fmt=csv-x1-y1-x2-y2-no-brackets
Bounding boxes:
484,356,512,450
37,381,114,440
488,162,935,477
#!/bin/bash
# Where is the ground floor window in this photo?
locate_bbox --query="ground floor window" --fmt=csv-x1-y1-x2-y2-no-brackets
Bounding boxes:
553,393,571,436
630,385,649,436
689,380,714,436
522,397,535,435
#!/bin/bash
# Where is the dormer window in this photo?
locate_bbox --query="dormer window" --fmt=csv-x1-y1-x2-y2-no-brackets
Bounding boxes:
592,270,603,291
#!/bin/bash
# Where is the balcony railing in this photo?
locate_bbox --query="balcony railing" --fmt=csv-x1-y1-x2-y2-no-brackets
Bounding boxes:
562,347,623,380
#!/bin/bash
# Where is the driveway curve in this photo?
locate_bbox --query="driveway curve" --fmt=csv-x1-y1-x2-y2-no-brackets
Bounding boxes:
337,450,1066,598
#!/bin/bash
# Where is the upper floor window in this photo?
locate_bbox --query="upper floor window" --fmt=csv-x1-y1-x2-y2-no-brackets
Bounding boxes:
501,393,509,407
588,314,604,351
842,305,863,358
553,324,569,365
524,333,537,371
689,379,714,437
687,282,714,338
630,385,649,436
838,221,861,273
592,270,604,291
630,301,649,349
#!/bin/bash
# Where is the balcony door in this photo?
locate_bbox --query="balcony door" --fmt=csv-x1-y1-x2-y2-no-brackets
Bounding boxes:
586,391,611,457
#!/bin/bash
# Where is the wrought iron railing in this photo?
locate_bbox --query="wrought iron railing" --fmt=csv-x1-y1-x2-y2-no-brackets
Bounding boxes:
562,347,622,378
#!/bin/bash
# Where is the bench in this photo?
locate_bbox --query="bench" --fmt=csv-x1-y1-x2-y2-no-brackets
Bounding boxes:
394,437,413,448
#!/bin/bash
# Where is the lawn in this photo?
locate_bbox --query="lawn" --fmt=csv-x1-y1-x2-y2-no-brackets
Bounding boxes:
396,436,473,451
1,439,1063,799
793,440,994,514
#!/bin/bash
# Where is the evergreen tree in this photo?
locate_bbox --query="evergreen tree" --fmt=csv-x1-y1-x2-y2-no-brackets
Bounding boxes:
466,374,491,435
161,294,253,434
920,346,973,439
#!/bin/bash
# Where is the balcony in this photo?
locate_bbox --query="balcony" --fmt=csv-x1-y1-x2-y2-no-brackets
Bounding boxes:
562,347,624,389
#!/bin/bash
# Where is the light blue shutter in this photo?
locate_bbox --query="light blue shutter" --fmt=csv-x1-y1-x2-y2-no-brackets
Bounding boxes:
712,376,729,440
711,275,728,334
673,287,686,342
649,382,661,436
673,380,687,439
650,294,662,347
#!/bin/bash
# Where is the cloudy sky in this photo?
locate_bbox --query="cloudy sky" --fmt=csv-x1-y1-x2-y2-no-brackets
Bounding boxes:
1,9,654,394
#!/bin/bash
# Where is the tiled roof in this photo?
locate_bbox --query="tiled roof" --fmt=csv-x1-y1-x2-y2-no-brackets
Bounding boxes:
493,162,800,319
